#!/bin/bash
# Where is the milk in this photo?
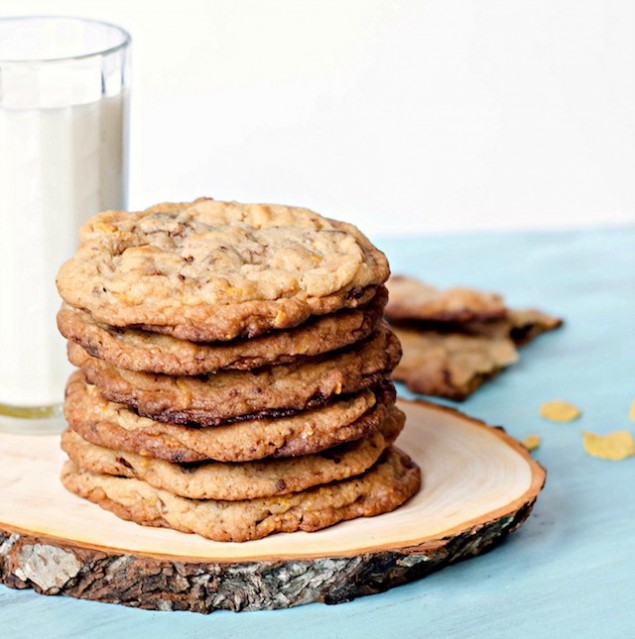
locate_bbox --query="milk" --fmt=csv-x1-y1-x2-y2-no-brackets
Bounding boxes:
0,92,128,408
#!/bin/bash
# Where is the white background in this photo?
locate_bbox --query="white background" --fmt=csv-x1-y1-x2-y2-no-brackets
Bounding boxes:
2,0,635,235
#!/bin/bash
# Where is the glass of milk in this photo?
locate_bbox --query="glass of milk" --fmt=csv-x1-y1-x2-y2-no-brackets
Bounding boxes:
0,17,131,432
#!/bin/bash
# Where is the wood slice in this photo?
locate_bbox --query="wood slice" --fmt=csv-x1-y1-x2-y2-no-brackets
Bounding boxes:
0,399,545,613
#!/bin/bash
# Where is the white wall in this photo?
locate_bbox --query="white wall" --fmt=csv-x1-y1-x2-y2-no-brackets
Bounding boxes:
3,0,635,235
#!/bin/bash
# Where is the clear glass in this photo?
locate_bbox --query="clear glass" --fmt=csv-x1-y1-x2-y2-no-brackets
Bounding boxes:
0,17,131,432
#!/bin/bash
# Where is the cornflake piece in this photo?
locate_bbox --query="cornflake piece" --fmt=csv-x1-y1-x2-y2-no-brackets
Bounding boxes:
630,400,635,422
582,431,635,461
522,435,541,452
539,400,581,423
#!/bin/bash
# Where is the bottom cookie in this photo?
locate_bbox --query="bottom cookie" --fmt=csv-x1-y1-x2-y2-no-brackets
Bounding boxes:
61,447,421,543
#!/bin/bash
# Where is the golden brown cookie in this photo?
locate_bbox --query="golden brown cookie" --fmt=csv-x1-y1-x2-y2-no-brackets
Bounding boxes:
64,373,396,463
68,324,401,426
457,308,563,343
60,447,421,542
57,288,387,375
499,308,564,346
56,198,390,342
60,407,404,500
391,326,518,400
386,275,507,323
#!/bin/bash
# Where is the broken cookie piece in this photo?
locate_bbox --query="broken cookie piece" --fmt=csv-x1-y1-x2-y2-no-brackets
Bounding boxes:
385,275,508,324
391,326,519,400
386,276,563,400
475,309,564,346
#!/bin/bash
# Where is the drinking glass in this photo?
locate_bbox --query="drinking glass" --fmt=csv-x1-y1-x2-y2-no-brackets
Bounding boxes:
0,17,131,432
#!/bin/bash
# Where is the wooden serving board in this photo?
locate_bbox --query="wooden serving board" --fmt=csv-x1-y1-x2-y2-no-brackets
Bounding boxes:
0,400,545,613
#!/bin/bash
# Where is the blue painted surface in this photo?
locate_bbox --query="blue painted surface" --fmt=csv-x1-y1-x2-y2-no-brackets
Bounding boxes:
2,227,634,638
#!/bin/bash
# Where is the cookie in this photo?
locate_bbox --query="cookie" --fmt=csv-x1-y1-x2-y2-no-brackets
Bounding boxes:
60,447,421,542
56,198,390,342
500,309,563,346
386,275,507,323
57,288,387,376
64,373,396,463
60,406,404,501
68,324,401,426
391,326,518,400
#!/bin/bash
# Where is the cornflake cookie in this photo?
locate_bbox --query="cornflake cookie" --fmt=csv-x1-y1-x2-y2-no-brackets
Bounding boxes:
385,275,563,399
473,309,564,345
386,275,507,324
60,407,405,501
68,324,401,426
60,447,421,542
57,288,387,376
56,198,390,342
64,373,396,463
391,326,518,400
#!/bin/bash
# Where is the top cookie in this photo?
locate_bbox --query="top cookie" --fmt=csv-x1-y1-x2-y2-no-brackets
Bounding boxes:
57,198,390,341
385,275,507,324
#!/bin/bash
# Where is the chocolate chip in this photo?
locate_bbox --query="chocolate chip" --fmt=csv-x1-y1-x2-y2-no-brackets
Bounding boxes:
117,457,134,471
178,461,207,474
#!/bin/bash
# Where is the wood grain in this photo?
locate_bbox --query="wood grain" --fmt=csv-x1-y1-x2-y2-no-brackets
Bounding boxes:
0,399,544,612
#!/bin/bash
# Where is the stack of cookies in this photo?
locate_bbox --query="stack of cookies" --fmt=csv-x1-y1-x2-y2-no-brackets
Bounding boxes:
386,275,563,400
56,199,420,542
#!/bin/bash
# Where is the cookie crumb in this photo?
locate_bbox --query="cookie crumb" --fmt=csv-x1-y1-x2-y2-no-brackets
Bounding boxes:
540,400,581,423
582,430,635,461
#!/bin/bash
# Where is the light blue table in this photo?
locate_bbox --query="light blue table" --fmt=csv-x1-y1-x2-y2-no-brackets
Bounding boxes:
2,228,634,638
